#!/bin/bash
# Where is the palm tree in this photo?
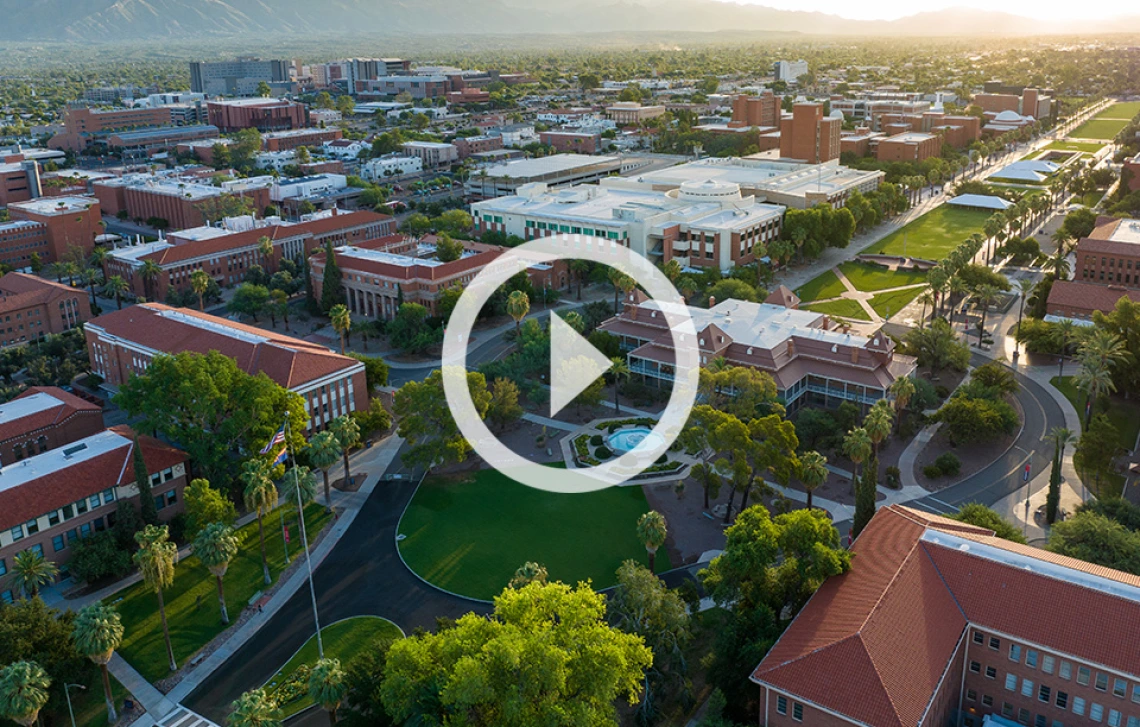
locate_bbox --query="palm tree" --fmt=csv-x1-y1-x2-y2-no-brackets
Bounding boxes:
509,561,548,588
1079,329,1133,373
258,236,275,274
282,465,318,508
569,259,589,300
139,259,162,301
1074,359,1116,430
661,259,682,283
948,276,970,327
917,290,935,329
0,661,51,727
306,431,341,512
8,550,58,599
193,523,240,625
190,269,211,311
843,427,872,490
609,267,626,310
676,276,698,303
308,658,347,725
506,290,529,335
329,416,360,491
242,458,278,585
134,524,179,672
864,401,894,456
1013,277,1036,352
798,450,828,510
329,304,351,354
229,688,282,727
73,604,124,722
973,284,1001,346
889,376,916,435
752,242,768,287
636,511,668,572
103,274,129,309
1054,318,1078,378
610,356,631,413
81,267,105,308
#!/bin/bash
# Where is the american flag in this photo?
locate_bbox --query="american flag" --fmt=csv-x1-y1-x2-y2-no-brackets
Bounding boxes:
260,424,286,455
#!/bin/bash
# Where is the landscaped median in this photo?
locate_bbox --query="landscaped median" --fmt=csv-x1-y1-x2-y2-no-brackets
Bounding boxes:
1051,376,1140,497
397,467,672,601
110,503,332,682
265,616,403,719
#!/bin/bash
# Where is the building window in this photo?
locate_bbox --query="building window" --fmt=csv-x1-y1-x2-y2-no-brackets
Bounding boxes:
968,689,978,702
1027,649,1038,668
52,535,65,552
1109,710,1122,727
1003,702,1015,718
1114,679,1127,698
76,498,88,515
1010,644,1022,662
1073,698,1086,716
9,525,23,542
973,631,985,645
1043,656,1055,675
0,559,5,577
1091,703,1104,722
1131,685,1140,703
984,695,994,707
28,544,43,557
1035,716,1046,727
792,703,803,722
1022,679,1035,698
971,661,981,673
1007,674,1019,691
987,666,998,679
1057,691,1069,709
1098,674,1110,692
776,696,787,715
48,511,60,526
1060,660,1071,679
25,519,38,536
1019,708,1031,725
1079,668,1092,686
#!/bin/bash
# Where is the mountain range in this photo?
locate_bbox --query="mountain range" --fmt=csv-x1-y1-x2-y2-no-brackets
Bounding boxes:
2,0,1139,41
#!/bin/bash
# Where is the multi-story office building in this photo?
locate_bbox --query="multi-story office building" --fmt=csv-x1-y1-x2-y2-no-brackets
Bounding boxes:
730,92,780,129
0,274,88,347
102,210,393,300
48,106,178,152
189,58,294,96
773,59,809,83
355,76,450,99
0,221,51,270
360,155,423,182
0,153,42,208
105,125,221,161
93,174,270,231
752,504,1140,727
0,386,104,464
830,92,930,129
1075,217,1140,288
876,132,942,161
316,59,410,89
207,99,308,133
539,131,601,155
7,196,102,263
453,135,504,159
472,179,783,270
599,289,914,409
261,128,343,152
0,425,188,597
464,154,623,199
605,102,667,125
85,304,368,432
780,103,842,164
400,141,459,167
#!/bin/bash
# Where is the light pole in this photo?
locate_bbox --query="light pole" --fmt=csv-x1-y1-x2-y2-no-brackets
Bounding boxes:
284,410,324,659
65,683,86,727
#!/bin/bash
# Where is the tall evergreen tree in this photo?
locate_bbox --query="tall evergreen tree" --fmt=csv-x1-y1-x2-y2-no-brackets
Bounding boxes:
133,435,158,525
853,453,878,539
320,240,345,313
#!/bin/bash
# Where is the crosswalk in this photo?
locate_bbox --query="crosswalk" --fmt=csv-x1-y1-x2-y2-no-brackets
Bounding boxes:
156,706,221,727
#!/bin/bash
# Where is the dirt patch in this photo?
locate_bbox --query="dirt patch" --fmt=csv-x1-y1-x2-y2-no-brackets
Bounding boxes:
495,419,569,464
332,472,367,492
783,468,887,507
643,480,728,566
914,395,1023,491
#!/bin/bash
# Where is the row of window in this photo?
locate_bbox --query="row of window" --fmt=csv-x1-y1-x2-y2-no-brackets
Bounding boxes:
775,695,804,722
10,488,117,542
999,635,1138,699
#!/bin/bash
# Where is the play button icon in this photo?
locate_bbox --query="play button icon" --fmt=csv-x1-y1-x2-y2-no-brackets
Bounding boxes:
549,312,613,417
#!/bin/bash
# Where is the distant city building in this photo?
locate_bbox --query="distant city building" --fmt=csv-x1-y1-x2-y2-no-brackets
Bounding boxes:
600,289,914,409
773,59,809,84
446,88,491,105
539,130,601,155
464,154,623,199
48,106,177,152
0,425,188,595
400,141,459,167
355,76,450,100
831,92,929,129
0,386,104,464
261,127,343,152
270,174,348,204
453,135,504,159
104,125,221,161
472,178,783,270
189,58,295,96
314,58,410,89
730,92,780,129
605,102,667,125
0,152,42,208
6,196,102,264
360,155,423,182
0,274,88,347
86,304,367,431
876,132,941,162
207,99,308,133
780,103,841,164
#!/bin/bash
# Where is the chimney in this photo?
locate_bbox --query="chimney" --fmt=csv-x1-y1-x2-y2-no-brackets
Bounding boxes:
708,296,716,308
850,347,859,363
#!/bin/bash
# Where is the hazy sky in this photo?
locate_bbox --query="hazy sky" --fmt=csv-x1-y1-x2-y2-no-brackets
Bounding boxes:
729,0,1133,21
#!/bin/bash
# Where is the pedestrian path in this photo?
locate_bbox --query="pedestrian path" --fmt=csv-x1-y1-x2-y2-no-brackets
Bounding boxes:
155,706,222,727
107,653,176,719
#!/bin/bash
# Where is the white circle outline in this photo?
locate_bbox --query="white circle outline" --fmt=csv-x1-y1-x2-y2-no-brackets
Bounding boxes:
441,234,699,493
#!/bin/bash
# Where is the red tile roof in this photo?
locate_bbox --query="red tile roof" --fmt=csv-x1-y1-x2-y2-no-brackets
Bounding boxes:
0,273,79,314
1047,280,1140,315
87,303,362,391
0,425,185,529
0,386,102,443
751,505,1140,726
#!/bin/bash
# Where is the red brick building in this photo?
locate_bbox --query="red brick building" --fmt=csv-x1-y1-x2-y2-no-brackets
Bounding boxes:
0,425,188,596
207,99,308,133
102,210,393,300
48,106,175,152
780,103,841,164
1046,280,1140,322
0,273,89,348
0,386,105,464
446,88,491,105
539,131,601,155
262,128,343,152
0,153,41,208
453,135,504,159
7,196,102,263
731,92,780,129
876,132,942,162
86,304,368,431
93,177,270,232
752,505,1140,727
1123,156,1140,192
973,93,1022,114
1075,217,1140,288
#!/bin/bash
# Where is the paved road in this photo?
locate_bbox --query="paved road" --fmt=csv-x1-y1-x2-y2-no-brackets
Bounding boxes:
182,453,489,725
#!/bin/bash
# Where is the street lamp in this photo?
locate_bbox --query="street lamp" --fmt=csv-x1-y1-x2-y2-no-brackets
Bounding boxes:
65,683,86,727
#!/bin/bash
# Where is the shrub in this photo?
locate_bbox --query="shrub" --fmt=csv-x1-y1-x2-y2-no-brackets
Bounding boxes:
884,465,901,489
68,532,132,584
574,435,590,457
165,513,189,544
923,464,943,479
934,452,961,477
934,397,1019,444
590,434,603,447
595,446,612,460
934,384,950,400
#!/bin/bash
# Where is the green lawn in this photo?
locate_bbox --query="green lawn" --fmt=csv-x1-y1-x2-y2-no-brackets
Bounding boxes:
864,206,990,261
1099,102,1140,119
1050,376,1140,498
869,287,925,320
1080,191,1104,208
398,468,673,600
111,503,333,682
266,617,403,719
1043,140,1107,154
1070,118,1130,140
802,298,872,321
73,674,130,727
838,261,928,293
794,268,847,303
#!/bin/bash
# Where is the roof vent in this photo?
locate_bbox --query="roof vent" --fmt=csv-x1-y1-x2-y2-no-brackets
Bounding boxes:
62,443,87,459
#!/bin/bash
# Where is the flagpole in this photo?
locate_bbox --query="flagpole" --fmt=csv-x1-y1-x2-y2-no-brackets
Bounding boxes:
285,410,324,659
